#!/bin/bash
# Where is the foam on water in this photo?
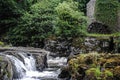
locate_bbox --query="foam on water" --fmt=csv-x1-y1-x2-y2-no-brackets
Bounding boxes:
6,52,67,80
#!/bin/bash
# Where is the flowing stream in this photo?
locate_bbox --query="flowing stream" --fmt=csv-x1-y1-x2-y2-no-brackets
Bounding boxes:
5,52,67,80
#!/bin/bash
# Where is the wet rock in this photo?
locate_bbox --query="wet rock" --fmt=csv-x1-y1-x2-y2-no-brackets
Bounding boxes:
0,47,49,71
44,36,120,56
58,66,71,79
0,55,13,80
87,22,111,34
33,53,47,71
44,39,72,57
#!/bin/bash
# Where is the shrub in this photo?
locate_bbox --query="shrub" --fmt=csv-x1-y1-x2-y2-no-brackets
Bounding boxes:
55,1,87,39
7,0,60,47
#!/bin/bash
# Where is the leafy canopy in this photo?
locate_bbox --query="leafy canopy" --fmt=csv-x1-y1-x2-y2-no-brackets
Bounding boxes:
55,1,87,38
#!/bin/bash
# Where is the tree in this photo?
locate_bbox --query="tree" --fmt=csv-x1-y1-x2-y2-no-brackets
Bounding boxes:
73,0,90,14
55,1,87,39
7,0,61,47
0,0,34,37
0,0,22,36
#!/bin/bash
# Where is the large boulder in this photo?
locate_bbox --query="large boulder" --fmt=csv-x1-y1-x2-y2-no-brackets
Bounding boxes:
32,52,47,71
67,53,120,80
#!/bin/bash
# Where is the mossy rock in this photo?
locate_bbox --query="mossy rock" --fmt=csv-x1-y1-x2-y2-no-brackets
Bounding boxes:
86,67,101,80
113,66,120,79
68,53,120,80
0,55,13,80
0,41,4,46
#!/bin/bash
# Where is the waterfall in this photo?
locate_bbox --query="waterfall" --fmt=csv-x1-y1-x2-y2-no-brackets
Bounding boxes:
6,52,38,80
5,51,67,80
6,55,27,78
17,52,36,71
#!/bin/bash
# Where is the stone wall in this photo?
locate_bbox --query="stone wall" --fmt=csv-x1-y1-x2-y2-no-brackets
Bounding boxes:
87,0,120,32
44,36,120,57
87,0,96,24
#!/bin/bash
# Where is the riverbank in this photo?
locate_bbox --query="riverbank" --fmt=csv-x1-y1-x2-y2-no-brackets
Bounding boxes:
59,52,120,80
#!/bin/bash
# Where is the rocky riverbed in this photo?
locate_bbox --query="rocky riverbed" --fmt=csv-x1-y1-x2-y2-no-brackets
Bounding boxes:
0,47,48,80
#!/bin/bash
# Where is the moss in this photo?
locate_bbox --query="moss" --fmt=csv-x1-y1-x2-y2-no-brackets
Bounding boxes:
0,56,3,61
68,53,120,79
104,70,113,77
113,66,120,78
0,41,4,46
6,71,11,78
68,58,79,73
95,0,120,32
72,37,85,48
87,32,120,37
86,67,101,79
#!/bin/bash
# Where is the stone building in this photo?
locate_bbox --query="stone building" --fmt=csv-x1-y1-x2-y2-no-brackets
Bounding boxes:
87,0,120,33
87,0,96,24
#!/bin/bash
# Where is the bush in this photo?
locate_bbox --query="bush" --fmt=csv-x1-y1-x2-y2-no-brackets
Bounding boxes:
7,0,60,47
73,0,90,14
55,1,87,39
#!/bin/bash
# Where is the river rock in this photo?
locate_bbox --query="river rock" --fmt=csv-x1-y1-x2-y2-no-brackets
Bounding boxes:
44,39,72,57
58,66,71,79
0,55,13,80
0,47,48,71
32,53,47,71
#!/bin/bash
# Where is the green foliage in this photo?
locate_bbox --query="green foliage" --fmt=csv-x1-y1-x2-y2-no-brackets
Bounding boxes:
1,0,88,46
86,67,101,79
69,59,79,73
0,0,23,36
18,0,34,10
0,0,35,36
73,0,90,14
103,70,113,77
86,68,113,80
0,41,4,46
7,0,61,47
68,53,117,80
95,0,120,32
55,1,87,38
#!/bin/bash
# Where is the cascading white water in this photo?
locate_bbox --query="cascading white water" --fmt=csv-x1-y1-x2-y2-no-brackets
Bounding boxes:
6,52,67,80
17,52,36,71
6,52,38,80
47,56,67,68
6,55,27,78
